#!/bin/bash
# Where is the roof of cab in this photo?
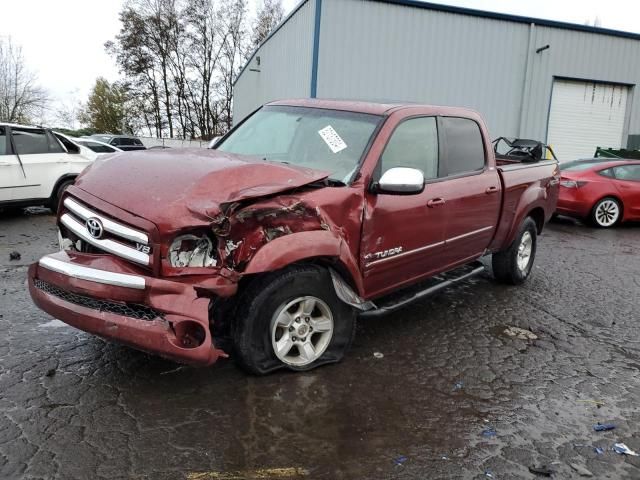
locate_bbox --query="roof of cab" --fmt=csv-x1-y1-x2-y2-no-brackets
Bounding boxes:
267,98,482,119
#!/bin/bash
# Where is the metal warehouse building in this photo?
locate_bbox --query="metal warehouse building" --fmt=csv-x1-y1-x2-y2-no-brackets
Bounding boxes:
233,0,640,161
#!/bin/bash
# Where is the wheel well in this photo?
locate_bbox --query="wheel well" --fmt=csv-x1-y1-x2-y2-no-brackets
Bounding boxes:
238,256,359,295
50,174,77,201
528,207,545,234
209,256,358,346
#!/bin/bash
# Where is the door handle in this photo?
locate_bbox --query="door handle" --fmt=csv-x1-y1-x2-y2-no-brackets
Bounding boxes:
427,198,446,208
485,186,499,194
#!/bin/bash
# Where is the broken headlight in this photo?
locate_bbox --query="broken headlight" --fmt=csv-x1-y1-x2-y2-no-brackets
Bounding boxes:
168,234,217,268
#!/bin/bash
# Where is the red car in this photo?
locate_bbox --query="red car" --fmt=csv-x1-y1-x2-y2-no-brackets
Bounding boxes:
557,159,640,227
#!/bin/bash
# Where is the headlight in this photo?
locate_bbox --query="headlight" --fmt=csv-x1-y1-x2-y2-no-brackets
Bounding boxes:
169,234,217,268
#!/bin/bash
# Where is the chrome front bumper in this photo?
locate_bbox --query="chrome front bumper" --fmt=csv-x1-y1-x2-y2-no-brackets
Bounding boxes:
29,251,230,365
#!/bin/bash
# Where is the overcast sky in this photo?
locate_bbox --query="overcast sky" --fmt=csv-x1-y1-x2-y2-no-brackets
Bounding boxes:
0,0,638,126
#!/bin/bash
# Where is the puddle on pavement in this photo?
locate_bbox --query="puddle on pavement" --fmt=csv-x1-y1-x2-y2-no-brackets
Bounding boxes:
40,319,69,328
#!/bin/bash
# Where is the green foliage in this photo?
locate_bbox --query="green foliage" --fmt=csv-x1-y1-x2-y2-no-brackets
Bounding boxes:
79,78,130,134
52,127,98,137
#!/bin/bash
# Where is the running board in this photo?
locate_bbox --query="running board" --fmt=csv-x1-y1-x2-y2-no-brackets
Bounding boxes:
359,262,486,319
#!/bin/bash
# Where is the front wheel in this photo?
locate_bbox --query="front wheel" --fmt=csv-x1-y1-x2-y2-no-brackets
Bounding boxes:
591,197,621,228
232,265,356,375
492,217,537,285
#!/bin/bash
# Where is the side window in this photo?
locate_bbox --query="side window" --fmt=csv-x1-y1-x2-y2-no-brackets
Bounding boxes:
12,128,49,154
614,165,640,181
598,168,615,178
441,117,485,176
0,127,7,155
110,138,121,146
134,139,143,146
46,132,65,153
380,117,439,179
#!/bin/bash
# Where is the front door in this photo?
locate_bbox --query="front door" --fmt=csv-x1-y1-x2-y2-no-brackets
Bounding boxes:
10,127,68,200
361,116,449,298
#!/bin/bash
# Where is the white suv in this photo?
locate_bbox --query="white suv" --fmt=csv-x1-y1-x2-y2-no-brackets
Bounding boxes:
0,124,96,212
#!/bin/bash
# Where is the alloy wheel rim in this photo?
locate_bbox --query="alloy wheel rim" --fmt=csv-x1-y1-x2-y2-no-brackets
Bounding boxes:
517,231,533,272
271,296,334,366
596,200,619,227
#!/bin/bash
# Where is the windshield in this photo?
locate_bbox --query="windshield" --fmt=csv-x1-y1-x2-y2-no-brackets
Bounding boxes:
560,160,604,171
217,105,382,183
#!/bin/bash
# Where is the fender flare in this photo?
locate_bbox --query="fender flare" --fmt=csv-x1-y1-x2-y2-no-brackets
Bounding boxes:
501,187,548,249
243,230,364,295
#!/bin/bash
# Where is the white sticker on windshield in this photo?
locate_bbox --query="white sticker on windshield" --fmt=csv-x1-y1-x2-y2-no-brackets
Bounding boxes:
318,125,347,154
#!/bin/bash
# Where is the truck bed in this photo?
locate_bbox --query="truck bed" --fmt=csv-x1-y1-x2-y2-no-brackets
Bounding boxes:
489,159,559,252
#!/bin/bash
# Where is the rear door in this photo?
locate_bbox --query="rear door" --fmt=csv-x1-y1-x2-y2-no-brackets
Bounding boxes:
438,117,501,267
612,164,640,219
11,127,68,200
361,115,450,298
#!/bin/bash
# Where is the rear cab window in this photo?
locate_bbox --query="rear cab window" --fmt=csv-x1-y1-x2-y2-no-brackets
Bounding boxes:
441,117,485,176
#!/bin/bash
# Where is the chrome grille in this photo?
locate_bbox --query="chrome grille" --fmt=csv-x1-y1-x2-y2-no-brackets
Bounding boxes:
35,279,162,321
61,197,151,266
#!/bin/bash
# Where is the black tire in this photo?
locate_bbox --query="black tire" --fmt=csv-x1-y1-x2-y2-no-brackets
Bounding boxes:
590,197,621,228
50,178,75,213
232,264,356,375
492,217,537,285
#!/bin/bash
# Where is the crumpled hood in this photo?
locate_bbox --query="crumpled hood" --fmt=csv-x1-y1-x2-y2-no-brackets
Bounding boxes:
74,148,329,231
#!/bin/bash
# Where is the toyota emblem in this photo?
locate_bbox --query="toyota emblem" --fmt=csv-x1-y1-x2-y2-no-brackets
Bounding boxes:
86,217,104,239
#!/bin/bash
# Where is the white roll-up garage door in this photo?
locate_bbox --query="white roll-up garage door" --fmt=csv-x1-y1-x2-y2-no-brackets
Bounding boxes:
547,79,629,162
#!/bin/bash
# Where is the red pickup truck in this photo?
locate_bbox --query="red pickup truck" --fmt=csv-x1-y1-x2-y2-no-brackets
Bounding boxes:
28,100,559,374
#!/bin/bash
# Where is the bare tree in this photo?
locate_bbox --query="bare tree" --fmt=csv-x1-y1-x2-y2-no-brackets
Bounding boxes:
218,0,249,131
0,37,49,124
251,0,284,48
103,0,259,138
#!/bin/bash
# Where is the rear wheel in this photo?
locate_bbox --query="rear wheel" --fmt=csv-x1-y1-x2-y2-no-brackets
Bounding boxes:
232,265,356,375
492,217,537,285
591,197,621,228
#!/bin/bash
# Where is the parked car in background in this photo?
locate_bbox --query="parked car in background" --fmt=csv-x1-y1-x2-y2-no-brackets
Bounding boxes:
0,124,95,212
557,159,640,227
74,138,123,155
28,99,559,375
89,134,146,151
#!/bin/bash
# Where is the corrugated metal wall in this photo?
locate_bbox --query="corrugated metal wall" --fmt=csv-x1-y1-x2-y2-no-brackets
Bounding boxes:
233,0,315,123
317,0,530,138
234,0,640,143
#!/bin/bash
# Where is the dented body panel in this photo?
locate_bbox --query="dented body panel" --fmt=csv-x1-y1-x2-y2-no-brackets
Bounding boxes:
28,99,559,366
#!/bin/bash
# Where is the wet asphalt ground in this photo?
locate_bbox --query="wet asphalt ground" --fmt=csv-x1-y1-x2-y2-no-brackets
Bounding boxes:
0,208,639,480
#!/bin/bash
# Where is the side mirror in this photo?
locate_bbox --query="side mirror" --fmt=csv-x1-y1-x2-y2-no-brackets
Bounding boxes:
377,167,425,194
